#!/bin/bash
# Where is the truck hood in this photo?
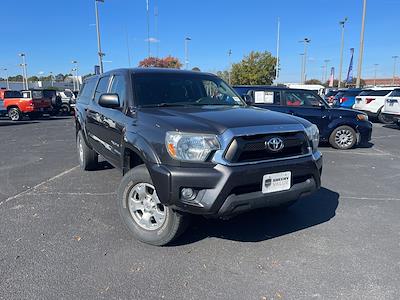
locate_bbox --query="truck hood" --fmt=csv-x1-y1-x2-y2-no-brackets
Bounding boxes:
138,106,308,135
328,106,365,117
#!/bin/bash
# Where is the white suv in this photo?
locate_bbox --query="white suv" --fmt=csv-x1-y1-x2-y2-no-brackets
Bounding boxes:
353,88,395,123
382,89,400,127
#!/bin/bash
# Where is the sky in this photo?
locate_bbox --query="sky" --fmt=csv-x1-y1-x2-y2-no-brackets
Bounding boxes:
1,0,399,83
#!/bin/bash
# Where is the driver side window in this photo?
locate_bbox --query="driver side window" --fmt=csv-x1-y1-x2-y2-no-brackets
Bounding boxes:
284,91,321,107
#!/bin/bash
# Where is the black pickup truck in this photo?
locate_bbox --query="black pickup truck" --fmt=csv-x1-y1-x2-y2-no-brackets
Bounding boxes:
75,68,322,246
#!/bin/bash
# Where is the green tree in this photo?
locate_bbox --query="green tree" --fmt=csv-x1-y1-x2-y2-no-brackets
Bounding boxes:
305,79,323,85
216,70,230,82
8,75,24,81
231,51,276,85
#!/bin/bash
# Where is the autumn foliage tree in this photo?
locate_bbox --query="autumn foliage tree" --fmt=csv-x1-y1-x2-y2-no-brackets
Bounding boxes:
139,56,182,69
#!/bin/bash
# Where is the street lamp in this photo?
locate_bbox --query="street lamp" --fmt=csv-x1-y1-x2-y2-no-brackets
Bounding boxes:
95,0,105,74
299,38,311,84
18,53,28,89
3,68,10,89
299,53,305,83
338,17,348,88
228,49,232,84
392,56,398,85
72,60,80,91
324,59,330,84
356,0,367,88
184,37,191,70
321,65,325,83
373,64,379,86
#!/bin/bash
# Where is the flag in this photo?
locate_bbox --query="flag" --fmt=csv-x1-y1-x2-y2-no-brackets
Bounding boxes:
329,67,335,87
346,48,354,84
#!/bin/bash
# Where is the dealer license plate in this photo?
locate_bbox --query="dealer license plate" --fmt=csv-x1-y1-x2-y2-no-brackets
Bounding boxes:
262,171,291,194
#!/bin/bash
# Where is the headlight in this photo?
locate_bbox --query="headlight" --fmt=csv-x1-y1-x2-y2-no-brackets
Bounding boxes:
356,113,368,121
166,132,220,162
304,124,319,150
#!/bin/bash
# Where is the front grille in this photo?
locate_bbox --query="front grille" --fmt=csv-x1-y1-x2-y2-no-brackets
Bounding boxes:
224,132,309,163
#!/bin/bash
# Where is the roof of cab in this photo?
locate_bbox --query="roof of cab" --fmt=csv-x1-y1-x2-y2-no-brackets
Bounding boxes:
103,67,215,77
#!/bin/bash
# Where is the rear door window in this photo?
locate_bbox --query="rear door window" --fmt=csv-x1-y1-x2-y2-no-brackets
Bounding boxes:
389,89,400,97
4,91,22,98
283,90,322,107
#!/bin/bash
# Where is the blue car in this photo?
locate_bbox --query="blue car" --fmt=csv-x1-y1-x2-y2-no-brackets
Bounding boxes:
332,88,362,108
233,86,372,150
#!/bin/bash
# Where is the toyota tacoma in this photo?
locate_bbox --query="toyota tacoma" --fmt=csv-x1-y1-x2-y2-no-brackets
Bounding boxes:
75,68,322,246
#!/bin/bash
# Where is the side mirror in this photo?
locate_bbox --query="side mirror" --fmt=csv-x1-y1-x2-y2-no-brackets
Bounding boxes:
243,94,253,105
99,93,120,108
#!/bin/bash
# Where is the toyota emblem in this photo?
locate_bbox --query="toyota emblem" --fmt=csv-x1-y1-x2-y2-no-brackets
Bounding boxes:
266,137,284,152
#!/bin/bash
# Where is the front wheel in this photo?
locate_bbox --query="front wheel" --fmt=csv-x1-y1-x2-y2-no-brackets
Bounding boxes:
60,104,71,115
8,107,22,121
118,165,188,246
329,125,357,150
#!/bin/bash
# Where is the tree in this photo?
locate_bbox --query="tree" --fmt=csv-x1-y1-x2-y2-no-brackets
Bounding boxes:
305,79,322,85
230,51,276,85
28,76,40,81
216,70,230,82
139,56,182,69
8,75,23,82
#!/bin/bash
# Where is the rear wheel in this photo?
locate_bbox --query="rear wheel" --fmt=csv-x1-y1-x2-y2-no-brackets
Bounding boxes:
60,104,71,115
8,107,22,121
329,125,357,150
77,130,98,170
118,165,188,246
377,112,393,124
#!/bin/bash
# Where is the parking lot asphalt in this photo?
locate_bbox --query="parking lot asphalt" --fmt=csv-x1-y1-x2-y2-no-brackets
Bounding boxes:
0,117,399,300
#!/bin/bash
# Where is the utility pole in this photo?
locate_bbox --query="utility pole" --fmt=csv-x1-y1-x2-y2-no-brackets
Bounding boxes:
275,17,281,83
356,0,367,88
228,49,232,85
299,38,311,84
373,63,379,86
392,56,398,85
338,17,348,88
18,53,28,90
95,0,105,74
146,0,151,57
184,37,191,70
3,68,10,89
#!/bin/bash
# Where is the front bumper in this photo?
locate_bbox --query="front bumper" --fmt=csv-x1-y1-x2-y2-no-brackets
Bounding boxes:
356,121,373,144
149,152,322,217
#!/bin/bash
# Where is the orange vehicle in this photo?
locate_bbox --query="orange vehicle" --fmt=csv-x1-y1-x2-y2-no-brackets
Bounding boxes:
0,89,52,121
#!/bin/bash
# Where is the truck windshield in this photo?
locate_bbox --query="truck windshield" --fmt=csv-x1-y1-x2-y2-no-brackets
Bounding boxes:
133,74,245,107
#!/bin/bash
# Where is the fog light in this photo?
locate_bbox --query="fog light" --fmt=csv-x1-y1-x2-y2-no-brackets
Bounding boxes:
181,188,196,200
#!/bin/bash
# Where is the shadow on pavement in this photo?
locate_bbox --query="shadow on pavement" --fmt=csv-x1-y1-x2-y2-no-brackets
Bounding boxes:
173,187,339,245
383,124,400,130
0,120,39,126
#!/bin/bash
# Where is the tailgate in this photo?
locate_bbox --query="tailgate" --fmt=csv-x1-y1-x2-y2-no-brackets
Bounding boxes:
385,98,400,114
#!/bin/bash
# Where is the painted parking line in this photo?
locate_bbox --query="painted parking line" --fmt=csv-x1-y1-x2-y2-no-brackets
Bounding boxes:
341,195,400,201
0,166,79,206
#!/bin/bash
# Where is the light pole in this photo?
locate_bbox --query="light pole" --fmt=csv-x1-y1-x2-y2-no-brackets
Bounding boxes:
184,37,191,70
146,0,151,57
338,17,348,88
275,17,281,83
95,0,105,74
18,53,28,89
71,69,76,91
299,38,311,84
356,0,367,88
228,49,232,84
392,56,398,85
373,64,379,86
3,68,10,89
324,59,330,84
299,53,305,83
72,60,79,91
321,65,325,83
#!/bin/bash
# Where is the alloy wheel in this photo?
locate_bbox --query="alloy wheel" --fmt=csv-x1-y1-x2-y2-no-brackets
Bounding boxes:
335,129,354,148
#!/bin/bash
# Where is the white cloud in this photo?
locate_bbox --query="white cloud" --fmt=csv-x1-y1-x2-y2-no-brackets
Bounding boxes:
145,37,160,43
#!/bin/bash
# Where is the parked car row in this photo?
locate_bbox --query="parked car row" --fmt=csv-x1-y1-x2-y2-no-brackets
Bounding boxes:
0,88,77,121
324,87,400,125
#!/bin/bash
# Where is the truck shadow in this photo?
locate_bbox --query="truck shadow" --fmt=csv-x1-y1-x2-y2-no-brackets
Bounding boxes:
173,187,339,245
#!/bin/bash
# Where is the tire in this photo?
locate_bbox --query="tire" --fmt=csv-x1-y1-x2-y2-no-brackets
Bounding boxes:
118,165,188,246
8,107,22,121
60,104,71,115
329,125,357,150
77,130,98,170
377,112,393,124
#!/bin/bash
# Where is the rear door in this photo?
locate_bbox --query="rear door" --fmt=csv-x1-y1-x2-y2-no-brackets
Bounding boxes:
281,90,329,132
98,73,128,166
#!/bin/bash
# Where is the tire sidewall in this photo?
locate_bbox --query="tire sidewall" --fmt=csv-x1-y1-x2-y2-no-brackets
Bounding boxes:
9,108,21,121
330,125,357,150
118,166,182,246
